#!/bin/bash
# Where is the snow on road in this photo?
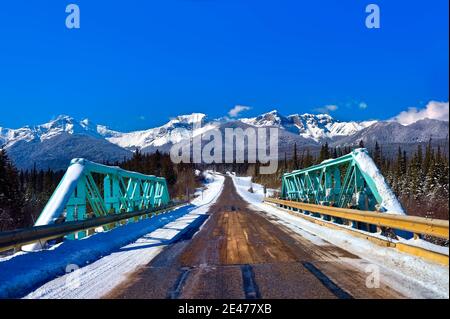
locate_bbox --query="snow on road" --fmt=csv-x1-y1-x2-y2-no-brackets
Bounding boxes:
231,174,449,299
0,173,224,299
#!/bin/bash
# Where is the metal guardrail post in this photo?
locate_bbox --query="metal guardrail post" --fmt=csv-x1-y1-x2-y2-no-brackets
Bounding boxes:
0,202,188,253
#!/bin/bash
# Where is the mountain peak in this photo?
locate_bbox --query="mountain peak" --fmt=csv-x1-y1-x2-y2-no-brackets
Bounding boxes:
259,110,283,118
53,114,75,122
40,115,75,130
315,113,334,120
171,113,206,124
80,118,91,126
241,111,367,142
240,110,286,127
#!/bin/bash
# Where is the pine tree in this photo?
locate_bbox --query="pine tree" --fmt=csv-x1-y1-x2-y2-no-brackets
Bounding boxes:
283,152,288,172
409,148,422,200
332,147,338,159
395,147,402,178
423,138,433,175
373,141,382,168
417,144,423,167
293,143,298,170
303,149,313,168
161,156,177,186
402,151,407,175
319,142,330,163
0,149,25,230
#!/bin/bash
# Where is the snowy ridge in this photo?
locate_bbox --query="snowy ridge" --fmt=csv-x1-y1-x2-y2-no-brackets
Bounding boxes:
240,110,376,142
0,111,373,150
2,111,448,151
2,110,447,170
0,115,103,148
104,113,219,150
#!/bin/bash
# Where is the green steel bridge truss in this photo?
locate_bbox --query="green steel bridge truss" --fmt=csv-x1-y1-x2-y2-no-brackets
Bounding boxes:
33,158,170,240
281,148,403,214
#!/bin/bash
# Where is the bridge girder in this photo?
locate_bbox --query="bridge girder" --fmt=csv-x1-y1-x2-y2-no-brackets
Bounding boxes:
33,158,170,240
281,148,404,215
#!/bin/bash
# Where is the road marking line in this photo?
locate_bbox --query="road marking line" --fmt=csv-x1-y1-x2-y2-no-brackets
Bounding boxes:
167,267,191,299
302,262,353,299
241,264,261,299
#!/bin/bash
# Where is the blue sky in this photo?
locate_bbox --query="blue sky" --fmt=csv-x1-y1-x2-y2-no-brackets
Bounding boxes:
0,0,448,131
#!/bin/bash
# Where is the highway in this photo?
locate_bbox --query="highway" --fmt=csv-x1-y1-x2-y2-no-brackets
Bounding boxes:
106,177,404,299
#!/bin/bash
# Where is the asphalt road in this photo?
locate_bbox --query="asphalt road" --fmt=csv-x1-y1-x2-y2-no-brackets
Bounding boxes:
106,177,403,299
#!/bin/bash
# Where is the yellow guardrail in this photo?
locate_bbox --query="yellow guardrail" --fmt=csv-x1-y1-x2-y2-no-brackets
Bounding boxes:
0,202,188,253
264,197,449,239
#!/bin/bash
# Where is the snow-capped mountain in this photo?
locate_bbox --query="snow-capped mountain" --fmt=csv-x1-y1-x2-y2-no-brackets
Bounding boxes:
333,118,450,146
1,110,448,169
0,111,375,151
101,113,219,151
240,110,376,142
0,115,103,148
0,115,131,170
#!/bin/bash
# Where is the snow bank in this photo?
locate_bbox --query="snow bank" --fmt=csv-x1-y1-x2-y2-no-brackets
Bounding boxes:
0,173,225,299
24,211,206,299
192,173,224,206
228,173,275,202
0,207,188,298
353,149,405,215
232,175,449,299
201,170,215,183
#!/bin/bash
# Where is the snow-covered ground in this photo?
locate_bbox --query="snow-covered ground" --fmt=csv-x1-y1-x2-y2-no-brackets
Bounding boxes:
0,173,224,299
231,174,449,299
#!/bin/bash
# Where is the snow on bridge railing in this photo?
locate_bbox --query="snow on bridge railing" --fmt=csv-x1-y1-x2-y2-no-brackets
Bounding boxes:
281,148,405,215
21,158,171,251
274,149,449,264
280,148,417,239
0,202,185,254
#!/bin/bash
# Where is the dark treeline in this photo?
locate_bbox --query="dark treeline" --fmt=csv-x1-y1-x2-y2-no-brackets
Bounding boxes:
0,150,65,231
0,149,26,231
114,149,200,201
1,139,449,232
0,149,200,231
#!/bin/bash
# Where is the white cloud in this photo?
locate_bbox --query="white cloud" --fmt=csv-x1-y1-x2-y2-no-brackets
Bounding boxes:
138,115,146,121
391,101,449,125
314,104,338,113
359,102,368,109
228,105,251,118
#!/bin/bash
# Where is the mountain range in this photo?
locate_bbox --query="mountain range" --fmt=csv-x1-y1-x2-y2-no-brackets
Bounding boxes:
1,111,448,170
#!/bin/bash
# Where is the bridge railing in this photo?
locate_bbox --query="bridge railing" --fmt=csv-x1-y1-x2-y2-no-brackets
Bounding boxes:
0,202,187,253
281,149,406,215
264,197,449,240
19,158,172,251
